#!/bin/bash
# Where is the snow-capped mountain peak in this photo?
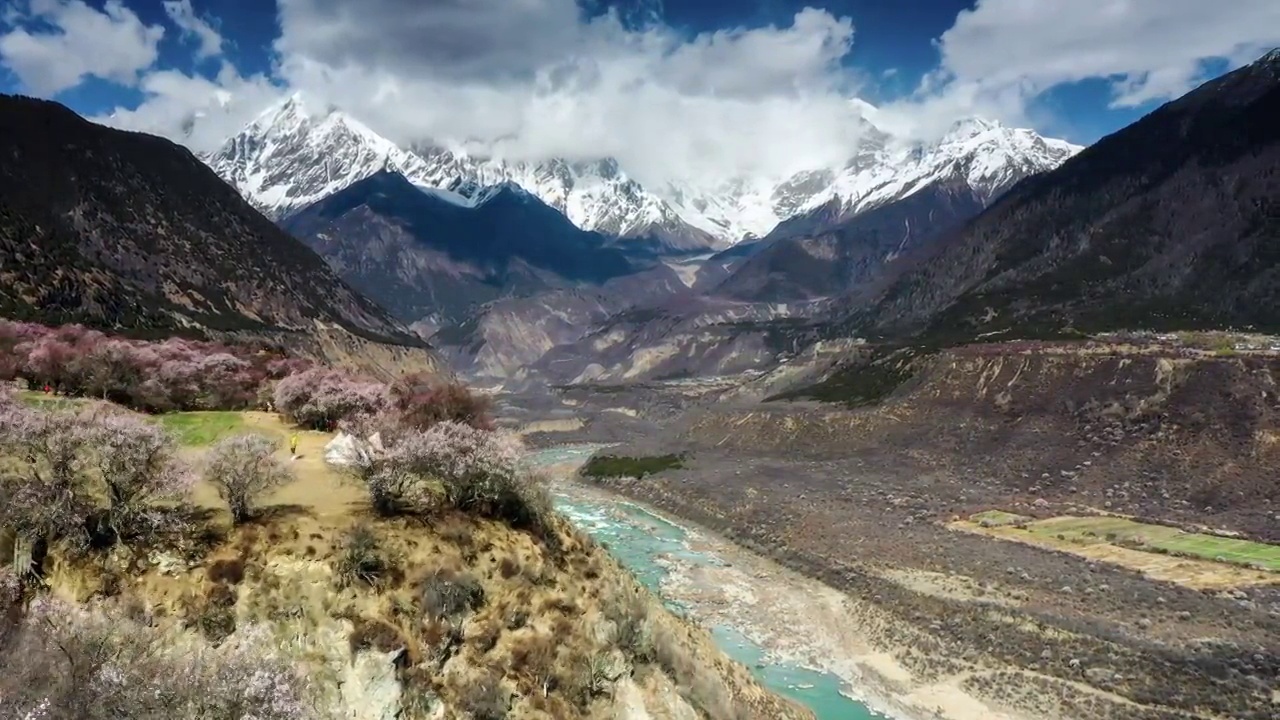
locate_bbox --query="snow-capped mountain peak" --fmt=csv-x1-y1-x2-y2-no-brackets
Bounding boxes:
793,116,1084,222
204,93,1081,250
205,95,722,252
657,109,1081,243
204,93,431,220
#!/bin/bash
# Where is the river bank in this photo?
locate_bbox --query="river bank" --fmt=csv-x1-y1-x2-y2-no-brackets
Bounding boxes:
531,447,1029,720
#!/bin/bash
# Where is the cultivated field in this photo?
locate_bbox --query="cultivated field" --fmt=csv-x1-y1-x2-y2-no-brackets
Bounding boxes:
955,511,1280,589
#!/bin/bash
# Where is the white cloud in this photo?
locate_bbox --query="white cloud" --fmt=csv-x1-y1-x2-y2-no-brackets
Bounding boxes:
0,0,164,95
162,0,223,59
882,0,1280,139
97,62,281,152
266,0,866,186
20,0,1280,187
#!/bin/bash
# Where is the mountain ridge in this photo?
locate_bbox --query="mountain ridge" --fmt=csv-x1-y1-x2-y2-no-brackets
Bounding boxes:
203,94,1081,249
205,95,722,254
283,169,643,326
845,47,1280,341
0,93,423,349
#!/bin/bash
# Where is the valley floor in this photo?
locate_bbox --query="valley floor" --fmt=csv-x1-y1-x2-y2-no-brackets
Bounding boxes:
578,452,1279,720
516,341,1280,720
549,475,1042,720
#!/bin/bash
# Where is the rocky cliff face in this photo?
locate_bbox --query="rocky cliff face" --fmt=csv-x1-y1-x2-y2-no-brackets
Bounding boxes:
712,180,988,303
432,266,690,384
530,300,815,385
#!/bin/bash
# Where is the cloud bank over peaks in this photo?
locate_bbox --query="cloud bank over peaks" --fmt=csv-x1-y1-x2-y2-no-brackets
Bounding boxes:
4,0,1279,189
267,0,869,187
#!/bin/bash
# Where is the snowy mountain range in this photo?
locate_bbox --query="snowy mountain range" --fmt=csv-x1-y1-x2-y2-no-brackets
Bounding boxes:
203,93,1082,250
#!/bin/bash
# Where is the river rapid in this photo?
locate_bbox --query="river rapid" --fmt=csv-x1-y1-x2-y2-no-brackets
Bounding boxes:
527,445,890,720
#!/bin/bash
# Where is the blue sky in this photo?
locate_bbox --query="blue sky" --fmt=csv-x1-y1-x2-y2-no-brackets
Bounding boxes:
1,0,1277,185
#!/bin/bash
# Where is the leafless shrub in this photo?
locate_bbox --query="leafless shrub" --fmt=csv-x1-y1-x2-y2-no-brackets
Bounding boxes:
0,598,330,719
420,569,485,620
454,671,509,720
606,592,655,664
334,524,399,588
204,434,293,524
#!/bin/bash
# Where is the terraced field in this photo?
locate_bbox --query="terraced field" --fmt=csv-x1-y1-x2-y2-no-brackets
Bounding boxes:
1030,516,1280,571
954,511,1280,588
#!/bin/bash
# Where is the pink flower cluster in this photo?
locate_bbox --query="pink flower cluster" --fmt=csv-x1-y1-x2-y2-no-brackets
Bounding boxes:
356,420,552,538
0,320,309,413
204,434,294,524
272,367,387,430
387,372,494,432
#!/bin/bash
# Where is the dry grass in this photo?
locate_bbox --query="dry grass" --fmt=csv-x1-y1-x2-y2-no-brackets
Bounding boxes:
185,411,366,519
29,407,812,720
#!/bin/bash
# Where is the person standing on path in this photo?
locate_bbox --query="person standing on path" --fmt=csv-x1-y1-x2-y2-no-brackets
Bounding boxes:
289,432,299,458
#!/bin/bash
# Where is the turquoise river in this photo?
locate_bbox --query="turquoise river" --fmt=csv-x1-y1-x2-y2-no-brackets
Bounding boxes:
527,445,888,720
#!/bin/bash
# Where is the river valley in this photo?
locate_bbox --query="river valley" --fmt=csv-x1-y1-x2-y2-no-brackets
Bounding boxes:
529,445,1012,720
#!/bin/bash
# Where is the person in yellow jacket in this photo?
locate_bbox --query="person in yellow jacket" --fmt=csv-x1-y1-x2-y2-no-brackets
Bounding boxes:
289,432,299,458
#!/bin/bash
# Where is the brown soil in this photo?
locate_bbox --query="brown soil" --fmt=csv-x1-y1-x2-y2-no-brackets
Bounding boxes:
578,341,1280,720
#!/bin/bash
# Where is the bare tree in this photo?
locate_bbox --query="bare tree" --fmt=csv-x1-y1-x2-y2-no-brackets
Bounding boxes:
205,434,293,524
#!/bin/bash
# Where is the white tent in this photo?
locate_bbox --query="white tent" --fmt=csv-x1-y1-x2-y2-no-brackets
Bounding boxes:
323,432,374,468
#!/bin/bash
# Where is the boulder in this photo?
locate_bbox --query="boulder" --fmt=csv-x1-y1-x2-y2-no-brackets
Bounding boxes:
324,432,373,468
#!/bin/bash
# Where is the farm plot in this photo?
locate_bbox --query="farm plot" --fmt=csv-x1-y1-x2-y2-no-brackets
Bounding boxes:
952,512,1280,589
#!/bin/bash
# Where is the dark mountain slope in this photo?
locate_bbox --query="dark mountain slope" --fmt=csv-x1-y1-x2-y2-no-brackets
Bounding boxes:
283,170,643,323
856,50,1280,340
0,94,419,346
714,180,987,303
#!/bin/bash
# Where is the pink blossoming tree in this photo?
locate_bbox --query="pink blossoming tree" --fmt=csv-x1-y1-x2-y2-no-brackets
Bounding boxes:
0,395,193,549
273,367,386,430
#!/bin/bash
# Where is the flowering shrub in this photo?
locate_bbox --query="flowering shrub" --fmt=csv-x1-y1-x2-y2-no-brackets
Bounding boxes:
0,598,329,719
0,399,192,548
350,421,558,545
0,319,307,413
204,434,294,524
387,373,493,431
0,400,97,545
84,408,196,542
273,368,386,430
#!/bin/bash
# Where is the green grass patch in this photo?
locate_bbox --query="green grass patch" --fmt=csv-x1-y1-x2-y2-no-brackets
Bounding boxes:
580,453,686,480
12,393,267,448
17,390,86,411
767,347,926,408
1024,516,1280,571
970,510,1032,527
156,412,252,446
